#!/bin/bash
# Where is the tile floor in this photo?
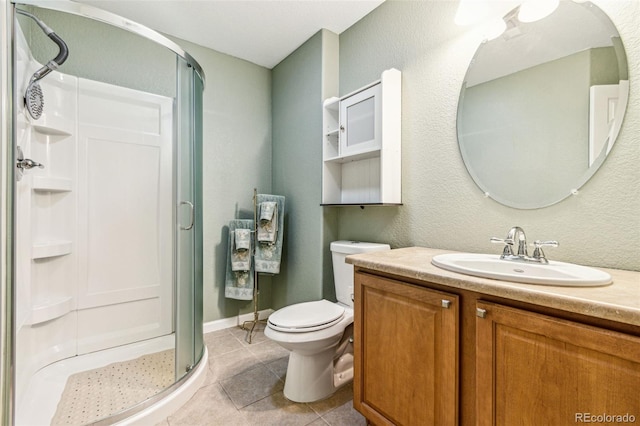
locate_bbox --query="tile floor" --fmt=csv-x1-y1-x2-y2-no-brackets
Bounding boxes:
155,325,366,426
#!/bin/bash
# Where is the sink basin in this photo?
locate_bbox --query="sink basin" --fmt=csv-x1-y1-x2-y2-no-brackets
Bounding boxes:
431,253,612,287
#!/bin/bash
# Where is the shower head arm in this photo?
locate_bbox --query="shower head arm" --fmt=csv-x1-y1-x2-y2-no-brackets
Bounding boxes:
47,32,69,65
16,8,69,84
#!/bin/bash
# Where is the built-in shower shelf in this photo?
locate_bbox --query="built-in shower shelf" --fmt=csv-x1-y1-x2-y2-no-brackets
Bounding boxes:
32,176,73,192
27,296,73,325
32,240,72,259
31,113,73,136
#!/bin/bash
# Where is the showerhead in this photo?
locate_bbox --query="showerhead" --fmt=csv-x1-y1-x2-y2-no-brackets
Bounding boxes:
25,80,44,120
17,9,69,120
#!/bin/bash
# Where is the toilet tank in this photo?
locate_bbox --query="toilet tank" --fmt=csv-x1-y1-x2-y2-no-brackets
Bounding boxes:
330,241,391,307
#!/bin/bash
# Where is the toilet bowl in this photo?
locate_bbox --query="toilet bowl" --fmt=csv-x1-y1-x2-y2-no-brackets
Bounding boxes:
264,241,390,402
265,299,354,402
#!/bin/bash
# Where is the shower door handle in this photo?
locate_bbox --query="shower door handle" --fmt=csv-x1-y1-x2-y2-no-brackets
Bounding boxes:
179,201,195,230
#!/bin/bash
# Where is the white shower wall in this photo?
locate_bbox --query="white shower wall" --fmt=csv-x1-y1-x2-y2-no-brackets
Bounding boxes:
15,25,174,404
75,79,173,354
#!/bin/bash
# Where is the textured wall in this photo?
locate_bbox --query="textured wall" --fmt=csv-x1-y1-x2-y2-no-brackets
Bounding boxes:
337,0,640,271
271,31,328,309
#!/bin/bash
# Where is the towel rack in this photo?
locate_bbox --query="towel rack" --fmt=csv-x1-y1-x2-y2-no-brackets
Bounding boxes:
240,187,265,343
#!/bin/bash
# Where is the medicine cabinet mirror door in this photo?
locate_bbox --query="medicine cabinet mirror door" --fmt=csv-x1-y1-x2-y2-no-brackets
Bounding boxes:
340,84,382,158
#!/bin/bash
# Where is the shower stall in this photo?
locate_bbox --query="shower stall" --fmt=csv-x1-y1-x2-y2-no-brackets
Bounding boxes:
1,0,205,424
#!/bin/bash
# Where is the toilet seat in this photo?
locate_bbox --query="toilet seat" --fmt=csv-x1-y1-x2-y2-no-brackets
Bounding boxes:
268,299,345,333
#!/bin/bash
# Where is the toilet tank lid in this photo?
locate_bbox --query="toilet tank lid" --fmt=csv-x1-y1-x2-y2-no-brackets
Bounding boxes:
330,240,391,254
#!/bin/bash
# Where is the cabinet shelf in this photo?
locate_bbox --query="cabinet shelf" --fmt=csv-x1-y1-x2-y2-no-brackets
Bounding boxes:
325,128,339,137
32,240,72,259
324,148,381,164
32,176,73,192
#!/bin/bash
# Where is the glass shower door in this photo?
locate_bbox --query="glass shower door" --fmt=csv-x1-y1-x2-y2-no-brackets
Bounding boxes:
175,58,204,379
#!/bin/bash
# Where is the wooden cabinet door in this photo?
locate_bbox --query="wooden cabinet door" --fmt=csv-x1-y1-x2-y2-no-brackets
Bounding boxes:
476,301,640,426
354,272,459,425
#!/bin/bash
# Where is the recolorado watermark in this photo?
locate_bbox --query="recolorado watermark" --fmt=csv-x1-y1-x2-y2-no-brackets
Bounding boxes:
575,413,636,423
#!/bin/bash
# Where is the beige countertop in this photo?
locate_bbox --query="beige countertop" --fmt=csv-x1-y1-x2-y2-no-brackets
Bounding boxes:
346,246,640,327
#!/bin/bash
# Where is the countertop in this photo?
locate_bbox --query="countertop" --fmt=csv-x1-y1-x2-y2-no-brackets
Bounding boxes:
346,246,640,327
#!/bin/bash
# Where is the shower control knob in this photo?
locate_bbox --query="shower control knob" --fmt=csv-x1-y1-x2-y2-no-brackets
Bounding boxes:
17,158,45,170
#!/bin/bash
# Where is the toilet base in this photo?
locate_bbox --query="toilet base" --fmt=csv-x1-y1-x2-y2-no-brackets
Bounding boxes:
284,347,335,402
283,347,353,403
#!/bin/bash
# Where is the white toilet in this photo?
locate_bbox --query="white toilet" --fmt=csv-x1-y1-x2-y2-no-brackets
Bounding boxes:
264,240,390,402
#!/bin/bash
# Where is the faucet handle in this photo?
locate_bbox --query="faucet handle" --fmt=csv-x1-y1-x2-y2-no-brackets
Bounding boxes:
531,240,559,263
490,237,513,245
490,237,515,257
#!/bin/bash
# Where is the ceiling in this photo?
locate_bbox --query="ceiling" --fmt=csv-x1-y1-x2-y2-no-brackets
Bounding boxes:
75,0,385,69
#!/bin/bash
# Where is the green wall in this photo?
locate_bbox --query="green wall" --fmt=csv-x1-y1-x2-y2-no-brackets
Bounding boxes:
271,30,339,309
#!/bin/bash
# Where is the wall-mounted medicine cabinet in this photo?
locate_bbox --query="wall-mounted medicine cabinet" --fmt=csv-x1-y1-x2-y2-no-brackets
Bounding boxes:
322,68,401,205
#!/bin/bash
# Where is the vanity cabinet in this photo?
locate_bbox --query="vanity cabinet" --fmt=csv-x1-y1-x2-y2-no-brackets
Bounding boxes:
476,301,640,426
321,68,401,205
353,268,640,426
353,272,458,426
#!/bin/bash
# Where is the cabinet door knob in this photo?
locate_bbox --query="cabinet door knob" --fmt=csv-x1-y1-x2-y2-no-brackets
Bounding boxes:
441,299,452,309
476,308,487,318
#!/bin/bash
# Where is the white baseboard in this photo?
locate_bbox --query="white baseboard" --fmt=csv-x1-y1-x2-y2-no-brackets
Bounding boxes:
203,309,274,334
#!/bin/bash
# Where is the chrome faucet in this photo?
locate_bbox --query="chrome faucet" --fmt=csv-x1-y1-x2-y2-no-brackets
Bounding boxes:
491,226,558,264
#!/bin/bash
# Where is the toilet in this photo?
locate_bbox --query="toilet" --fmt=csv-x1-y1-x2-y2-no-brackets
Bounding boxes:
264,240,390,402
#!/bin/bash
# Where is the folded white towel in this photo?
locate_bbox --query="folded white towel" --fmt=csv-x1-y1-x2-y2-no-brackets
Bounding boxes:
260,202,276,223
235,229,251,251
226,219,255,300
255,195,285,274
257,202,278,244
231,228,252,272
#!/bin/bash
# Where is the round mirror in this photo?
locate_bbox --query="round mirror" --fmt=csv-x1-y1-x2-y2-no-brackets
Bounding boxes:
457,1,628,209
